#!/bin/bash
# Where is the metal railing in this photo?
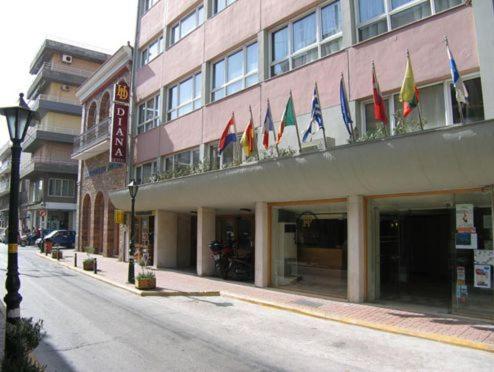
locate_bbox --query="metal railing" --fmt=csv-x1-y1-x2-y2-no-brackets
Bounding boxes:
24,123,80,145
0,161,11,174
73,117,111,154
20,157,78,176
40,62,94,78
30,94,80,107
0,181,9,194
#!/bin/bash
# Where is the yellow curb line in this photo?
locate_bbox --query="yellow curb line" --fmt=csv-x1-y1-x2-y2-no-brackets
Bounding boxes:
222,293,494,353
35,252,219,298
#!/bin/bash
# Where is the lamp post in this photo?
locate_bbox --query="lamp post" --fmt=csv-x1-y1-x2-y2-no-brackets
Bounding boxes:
0,93,34,325
127,180,139,284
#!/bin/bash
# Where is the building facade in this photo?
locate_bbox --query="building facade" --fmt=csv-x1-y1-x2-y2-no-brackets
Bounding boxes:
21,40,109,233
73,46,132,257
110,0,494,319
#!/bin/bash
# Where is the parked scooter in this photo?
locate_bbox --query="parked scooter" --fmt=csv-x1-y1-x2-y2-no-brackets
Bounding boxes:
20,232,38,247
209,233,253,281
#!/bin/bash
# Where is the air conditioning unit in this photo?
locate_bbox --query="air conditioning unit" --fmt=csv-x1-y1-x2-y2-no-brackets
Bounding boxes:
61,85,71,92
62,54,73,64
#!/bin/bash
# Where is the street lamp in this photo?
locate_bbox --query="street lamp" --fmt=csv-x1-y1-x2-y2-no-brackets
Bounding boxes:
127,179,139,284
0,93,34,324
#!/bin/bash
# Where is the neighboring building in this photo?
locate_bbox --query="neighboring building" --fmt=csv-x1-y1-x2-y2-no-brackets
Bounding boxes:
110,0,494,319
73,45,132,257
21,40,109,232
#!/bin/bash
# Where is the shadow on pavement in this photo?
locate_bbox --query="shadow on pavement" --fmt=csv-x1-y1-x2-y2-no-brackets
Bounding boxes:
34,339,76,372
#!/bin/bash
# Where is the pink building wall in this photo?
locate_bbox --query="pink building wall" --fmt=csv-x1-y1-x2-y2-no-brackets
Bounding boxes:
138,0,165,48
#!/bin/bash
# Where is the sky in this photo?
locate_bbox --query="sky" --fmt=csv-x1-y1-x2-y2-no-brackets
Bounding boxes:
0,0,137,147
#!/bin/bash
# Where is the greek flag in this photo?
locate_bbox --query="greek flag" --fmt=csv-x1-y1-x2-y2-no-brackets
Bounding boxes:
302,84,324,142
447,44,468,104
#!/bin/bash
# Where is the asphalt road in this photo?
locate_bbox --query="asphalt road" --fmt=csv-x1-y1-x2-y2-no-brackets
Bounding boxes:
1,246,493,372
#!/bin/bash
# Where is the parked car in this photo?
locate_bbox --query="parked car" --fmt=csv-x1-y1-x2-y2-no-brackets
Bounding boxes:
37,230,75,249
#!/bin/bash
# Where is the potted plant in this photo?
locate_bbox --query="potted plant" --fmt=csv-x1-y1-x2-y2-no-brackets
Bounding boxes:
135,254,156,290
83,246,95,271
51,248,63,259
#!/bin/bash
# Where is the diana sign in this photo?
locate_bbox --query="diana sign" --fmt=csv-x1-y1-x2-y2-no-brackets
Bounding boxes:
110,81,130,163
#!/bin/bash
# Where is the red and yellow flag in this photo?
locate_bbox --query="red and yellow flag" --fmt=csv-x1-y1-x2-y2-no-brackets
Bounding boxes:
240,109,255,156
399,53,420,117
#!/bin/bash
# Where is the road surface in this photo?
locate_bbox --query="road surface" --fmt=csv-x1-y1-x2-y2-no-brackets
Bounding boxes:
1,246,493,371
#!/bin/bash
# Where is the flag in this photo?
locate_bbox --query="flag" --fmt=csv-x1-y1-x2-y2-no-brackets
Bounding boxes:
219,114,237,154
302,84,324,142
262,101,275,149
399,53,419,117
339,75,353,137
447,44,468,104
240,110,255,157
277,94,297,144
372,63,388,124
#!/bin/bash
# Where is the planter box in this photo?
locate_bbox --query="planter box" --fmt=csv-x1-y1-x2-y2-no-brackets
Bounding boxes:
83,259,95,271
51,250,63,259
135,277,156,290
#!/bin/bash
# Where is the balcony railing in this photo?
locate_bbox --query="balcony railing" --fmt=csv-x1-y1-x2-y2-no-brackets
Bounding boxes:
0,161,11,174
30,94,80,108
24,123,80,144
73,117,111,154
39,62,94,79
0,181,9,194
20,157,78,177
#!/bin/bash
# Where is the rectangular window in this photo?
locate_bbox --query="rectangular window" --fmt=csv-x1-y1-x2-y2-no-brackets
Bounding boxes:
138,93,161,134
143,0,159,13
357,0,464,42
271,1,342,77
214,0,237,15
135,161,158,184
170,5,205,45
160,147,200,175
451,77,484,124
140,36,164,66
48,179,75,197
212,43,258,102
167,72,202,120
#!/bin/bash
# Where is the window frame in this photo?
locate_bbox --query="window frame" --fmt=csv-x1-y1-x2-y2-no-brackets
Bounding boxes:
140,35,164,67
137,93,161,134
167,71,202,121
142,0,159,15
170,5,204,45
48,178,75,198
135,160,158,184
211,42,259,102
213,0,237,15
160,147,201,173
269,0,343,78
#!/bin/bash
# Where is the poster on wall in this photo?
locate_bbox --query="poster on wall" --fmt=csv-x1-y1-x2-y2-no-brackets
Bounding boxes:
456,204,474,231
474,265,492,289
455,232,478,249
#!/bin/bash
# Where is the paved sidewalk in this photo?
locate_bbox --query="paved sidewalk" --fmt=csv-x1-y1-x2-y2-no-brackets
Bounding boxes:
38,249,494,352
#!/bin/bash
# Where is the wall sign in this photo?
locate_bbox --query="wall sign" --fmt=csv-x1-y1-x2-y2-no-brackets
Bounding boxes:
474,265,492,289
110,81,130,163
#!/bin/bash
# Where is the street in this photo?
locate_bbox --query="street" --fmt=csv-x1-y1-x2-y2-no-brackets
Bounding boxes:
1,246,493,372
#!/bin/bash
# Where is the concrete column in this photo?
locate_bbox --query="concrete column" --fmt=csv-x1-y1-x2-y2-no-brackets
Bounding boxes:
340,0,357,47
258,30,269,83
347,195,366,303
154,210,178,268
255,202,269,287
197,207,215,276
472,0,494,120
201,62,211,106
177,214,192,268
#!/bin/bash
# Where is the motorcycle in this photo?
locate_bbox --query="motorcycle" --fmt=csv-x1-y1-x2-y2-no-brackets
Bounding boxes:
20,232,38,247
209,236,253,281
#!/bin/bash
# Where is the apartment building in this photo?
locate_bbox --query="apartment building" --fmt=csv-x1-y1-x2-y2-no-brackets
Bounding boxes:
110,0,494,318
21,40,109,232
73,45,132,257
0,143,12,229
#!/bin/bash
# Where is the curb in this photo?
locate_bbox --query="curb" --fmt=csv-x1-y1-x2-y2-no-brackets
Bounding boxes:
35,252,494,353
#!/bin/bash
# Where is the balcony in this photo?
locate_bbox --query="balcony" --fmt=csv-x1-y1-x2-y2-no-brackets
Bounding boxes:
0,180,9,197
23,123,78,153
72,118,111,161
27,62,95,100
20,157,78,179
0,160,11,175
30,94,82,116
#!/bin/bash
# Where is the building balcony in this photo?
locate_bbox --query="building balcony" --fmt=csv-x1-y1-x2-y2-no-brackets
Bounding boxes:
27,62,94,100
0,181,9,197
30,94,82,116
109,120,494,212
20,157,78,179
71,118,111,161
0,161,11,175
23,123,78,153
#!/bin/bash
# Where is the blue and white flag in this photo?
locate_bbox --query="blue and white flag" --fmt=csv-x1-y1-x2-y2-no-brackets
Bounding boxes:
340,75,353,137
447,44,468,104
302,84,324,142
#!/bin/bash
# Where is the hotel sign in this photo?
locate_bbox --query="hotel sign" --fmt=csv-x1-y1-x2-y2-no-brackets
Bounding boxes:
110,81,130,163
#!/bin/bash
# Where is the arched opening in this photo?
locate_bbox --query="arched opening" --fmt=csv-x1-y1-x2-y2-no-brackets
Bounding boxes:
81,194,91,250
93,192,105,254
87,102,97,129
99,92,111,121
106,200,119,257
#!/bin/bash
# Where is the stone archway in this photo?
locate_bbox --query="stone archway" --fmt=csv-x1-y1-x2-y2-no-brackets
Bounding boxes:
93,192,105,254
106,200,119,257
81,194,91,250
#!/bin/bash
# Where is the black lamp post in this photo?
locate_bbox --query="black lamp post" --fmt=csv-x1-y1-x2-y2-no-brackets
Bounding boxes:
0,93,34,325
127,179,139,284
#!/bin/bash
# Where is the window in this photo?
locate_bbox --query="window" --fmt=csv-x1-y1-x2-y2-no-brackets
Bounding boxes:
140,36,164,66
143,0,159,13
451,77,484,124
160,148,201,174
271,1,342,77
214,0,237,15
171,6,204,45
48,179,75,197
212,43,258,102
135,161,158,184
137,93,161,134
356,0,464,42
167,72,202,120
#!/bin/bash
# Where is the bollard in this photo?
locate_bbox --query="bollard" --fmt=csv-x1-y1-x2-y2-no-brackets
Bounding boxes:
94,258,97,274
74,252,77,267
56,248,60,261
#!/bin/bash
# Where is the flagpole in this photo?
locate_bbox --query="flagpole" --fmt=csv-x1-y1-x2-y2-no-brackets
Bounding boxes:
444,36,465,125
290,91,303,153
405,49,424,130
372,61,388,137
232,112,240,163
315,82,328,151
341,73,355,142
249,105,258,160
268,99,280,157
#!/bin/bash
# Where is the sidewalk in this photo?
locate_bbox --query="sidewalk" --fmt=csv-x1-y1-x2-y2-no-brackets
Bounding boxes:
38,249,494,352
